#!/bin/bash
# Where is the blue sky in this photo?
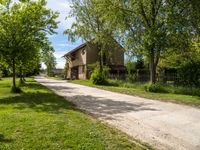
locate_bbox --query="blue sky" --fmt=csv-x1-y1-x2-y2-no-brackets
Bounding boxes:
46,0,82,69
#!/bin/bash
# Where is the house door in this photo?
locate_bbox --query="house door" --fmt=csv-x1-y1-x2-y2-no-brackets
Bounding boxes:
71,66,79,79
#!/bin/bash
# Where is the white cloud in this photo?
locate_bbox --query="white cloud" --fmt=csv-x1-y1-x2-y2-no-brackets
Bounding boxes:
54,51,66,58
56,58,66,69
57,43,77,48
46,0,77,69
46,0,75,29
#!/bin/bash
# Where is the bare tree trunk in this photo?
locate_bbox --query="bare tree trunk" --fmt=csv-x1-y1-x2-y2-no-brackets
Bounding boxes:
22,71,26,82
97,43,103,72
12,59,16,88
19,66,24,84
149,48,156,84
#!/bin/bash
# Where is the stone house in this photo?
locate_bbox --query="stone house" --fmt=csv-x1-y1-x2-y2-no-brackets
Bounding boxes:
63,41,125,80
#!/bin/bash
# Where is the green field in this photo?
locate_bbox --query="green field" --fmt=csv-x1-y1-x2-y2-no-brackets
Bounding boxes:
0,78,150,150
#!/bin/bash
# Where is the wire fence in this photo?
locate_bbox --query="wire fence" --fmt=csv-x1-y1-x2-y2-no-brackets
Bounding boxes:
109,69,179,85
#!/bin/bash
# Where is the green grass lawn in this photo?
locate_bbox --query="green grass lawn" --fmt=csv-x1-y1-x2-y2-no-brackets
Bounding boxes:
0,78,150,150
70,80,200,108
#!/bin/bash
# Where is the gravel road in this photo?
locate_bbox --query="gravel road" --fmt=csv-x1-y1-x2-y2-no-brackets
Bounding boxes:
35,76,200,150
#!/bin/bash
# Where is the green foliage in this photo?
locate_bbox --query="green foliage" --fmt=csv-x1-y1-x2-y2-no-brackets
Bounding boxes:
172,86,200,97
42,50,57,76
145,83,169,93
126,61,135,83
0,0,58,89
90,65,109,85
47,72,55,77
0,70,2,78
176,61,200,87
65,0,117,73
65,0,114,44
125,57,146,83
144,82,200,96
94,0,200,83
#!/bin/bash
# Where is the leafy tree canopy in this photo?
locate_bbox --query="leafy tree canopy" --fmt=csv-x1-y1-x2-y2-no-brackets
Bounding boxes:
0,0,58,90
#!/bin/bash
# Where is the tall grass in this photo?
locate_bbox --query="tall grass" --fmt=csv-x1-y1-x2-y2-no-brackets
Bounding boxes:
107,79,200,97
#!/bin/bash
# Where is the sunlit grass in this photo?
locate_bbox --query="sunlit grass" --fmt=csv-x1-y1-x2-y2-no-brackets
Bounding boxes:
0,78,149,150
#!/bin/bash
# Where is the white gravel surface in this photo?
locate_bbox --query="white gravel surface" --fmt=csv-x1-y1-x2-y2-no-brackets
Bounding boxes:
35,76,200,150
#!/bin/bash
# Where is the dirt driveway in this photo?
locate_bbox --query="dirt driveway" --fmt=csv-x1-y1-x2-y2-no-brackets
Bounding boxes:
35,76,200,150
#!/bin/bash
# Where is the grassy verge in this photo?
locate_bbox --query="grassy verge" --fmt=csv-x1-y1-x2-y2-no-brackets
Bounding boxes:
0,78,150,150
70,80,200,108
47,76,63,80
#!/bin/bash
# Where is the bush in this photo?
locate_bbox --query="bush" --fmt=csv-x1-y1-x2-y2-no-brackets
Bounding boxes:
48,73,55,77
126,74,136,83
172,86,200,97
90,65,109,85
176,61,200,87
145,83,169,93
11,86,22,93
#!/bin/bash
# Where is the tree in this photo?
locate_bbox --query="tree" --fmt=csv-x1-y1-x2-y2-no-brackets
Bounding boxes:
17,46,40,84
95,0,198,83
65,0,115,73
42,50,56,76
0,54,6,79
0,0,58,91
41,40,57,76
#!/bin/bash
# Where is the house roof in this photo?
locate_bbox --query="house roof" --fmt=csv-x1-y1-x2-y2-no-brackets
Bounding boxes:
63,39,125,58
63,42,88,57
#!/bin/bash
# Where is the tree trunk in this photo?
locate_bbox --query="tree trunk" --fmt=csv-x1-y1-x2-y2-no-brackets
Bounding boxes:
22,74,26,82
12,59,16,88
149,49,156,84
19,66,24,84
98,44,103,72
99,55,103,72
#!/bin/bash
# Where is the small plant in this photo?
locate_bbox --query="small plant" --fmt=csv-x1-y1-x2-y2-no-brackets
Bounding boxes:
145,83,169,93
90,65,109,85
126,74,136,83
11,86,22,93
126,61,136,83
48,73,55,77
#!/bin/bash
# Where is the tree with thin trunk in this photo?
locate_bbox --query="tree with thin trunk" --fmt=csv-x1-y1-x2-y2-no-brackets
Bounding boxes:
96,0,198,83
42,50,57,76
0,0,58,92
64,0,115,73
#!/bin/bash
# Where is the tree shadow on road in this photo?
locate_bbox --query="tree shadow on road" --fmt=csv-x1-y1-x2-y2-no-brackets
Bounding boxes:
64,94,160,120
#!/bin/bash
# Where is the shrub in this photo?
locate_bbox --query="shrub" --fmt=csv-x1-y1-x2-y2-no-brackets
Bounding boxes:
90,65,109,85
176,61,200,87
173,86,200,97
145,83,169,93
126,74,136,83
107,79,121,86
48,73,55,77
